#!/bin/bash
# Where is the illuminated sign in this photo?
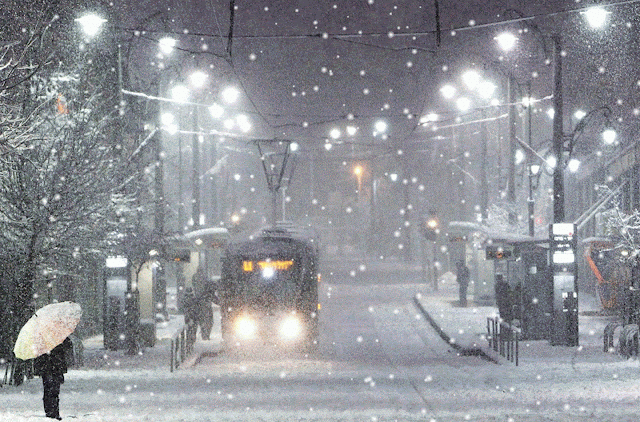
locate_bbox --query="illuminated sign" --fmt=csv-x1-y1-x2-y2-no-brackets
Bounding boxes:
106,256,128,268
553,250,575,264
486,245,516,260
172,249,191,263
243,260,294,272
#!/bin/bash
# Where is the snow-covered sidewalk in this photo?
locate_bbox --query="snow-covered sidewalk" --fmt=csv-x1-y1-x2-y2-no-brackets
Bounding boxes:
413,272,623,366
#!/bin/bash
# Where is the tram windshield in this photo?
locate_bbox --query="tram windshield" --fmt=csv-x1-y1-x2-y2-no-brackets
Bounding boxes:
238,258,299,308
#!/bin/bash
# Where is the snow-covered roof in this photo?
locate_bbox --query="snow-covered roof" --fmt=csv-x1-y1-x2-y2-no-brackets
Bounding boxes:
447,221,546,243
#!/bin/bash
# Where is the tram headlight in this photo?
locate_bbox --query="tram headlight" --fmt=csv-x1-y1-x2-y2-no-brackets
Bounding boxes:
262,266,275,279
235,315,257,339
279,315,303,340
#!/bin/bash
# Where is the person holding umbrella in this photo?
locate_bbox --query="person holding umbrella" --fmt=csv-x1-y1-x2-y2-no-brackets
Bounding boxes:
33,336,72,420
13,301,81,420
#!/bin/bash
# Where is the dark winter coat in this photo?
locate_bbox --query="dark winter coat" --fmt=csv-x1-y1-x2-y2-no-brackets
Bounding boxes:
33,337,72,382
456,263,470,287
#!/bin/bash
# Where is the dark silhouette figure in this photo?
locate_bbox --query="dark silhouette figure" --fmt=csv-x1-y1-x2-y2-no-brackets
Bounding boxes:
33,336,72,420
456,261,470,307
182,287,199,327
192,267,213,340
494,274,511,321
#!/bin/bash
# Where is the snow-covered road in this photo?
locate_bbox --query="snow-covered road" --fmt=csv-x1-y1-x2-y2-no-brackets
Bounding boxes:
3,270,640,421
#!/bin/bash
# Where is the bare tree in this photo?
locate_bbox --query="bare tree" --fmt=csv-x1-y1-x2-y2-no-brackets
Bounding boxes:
0,1,159,355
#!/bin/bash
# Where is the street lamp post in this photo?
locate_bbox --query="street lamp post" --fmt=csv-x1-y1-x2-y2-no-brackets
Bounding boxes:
440,71,498,223
507,75,518,224
551,34,565,223
525,83,535,236
496,6,611,347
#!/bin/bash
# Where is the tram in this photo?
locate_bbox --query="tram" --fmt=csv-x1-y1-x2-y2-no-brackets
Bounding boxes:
219,222,321,349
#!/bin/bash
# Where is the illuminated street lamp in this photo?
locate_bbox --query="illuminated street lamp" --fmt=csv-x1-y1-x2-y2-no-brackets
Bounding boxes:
189,70,208,88
602,128,617,145
477,81,497,99
374,120,388,133
455,97,472,112
567,158,581,173
75,13,107,37
439,84,457,100
158,37,176,55
208,103,224,119
494,32,517,51
171,85,190,103
583,6,610,29
236,114,252,133
461,70,481,90
439,70,497,222
496,10,610,225
221,86,240,104
354,165,363,195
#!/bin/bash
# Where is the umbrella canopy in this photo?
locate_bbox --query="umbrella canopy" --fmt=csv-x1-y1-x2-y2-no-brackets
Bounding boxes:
13,301,82,360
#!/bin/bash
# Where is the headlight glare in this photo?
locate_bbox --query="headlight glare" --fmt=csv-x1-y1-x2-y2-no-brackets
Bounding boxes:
235,315,257,339
280,315,302,340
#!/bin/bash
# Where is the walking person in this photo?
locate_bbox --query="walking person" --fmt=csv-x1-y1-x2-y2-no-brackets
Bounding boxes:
456,261,470,307
192,267,213,340
33,336,73,420
182,287,199,342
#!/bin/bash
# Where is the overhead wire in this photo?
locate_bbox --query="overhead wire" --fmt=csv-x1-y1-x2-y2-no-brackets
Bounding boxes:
120,0,637,156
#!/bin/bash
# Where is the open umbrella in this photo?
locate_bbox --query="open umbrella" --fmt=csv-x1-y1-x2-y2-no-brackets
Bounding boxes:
13,301,82,360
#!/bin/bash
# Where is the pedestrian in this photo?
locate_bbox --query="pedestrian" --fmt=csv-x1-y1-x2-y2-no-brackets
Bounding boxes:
192,267,213,340
182,287,199,343
456,261,470,307
182,287,198,326
33,336,73,420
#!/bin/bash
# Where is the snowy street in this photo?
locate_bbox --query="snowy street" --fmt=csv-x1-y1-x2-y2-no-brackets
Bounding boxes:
2,261,640,421
5,1,640,421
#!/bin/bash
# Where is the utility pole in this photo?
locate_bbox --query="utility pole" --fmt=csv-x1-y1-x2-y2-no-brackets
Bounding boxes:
551,34,564,223
526,82,535,236
178,133,184,232
480,109,488,222
507,75,517,224
153,130,164,237
402,157,413,262
191,107,201,229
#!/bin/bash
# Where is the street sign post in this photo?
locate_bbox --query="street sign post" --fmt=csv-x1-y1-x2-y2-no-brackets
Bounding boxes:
549,223,579,346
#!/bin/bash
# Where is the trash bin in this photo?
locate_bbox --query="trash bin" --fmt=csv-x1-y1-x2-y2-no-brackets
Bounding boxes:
139,319,156,348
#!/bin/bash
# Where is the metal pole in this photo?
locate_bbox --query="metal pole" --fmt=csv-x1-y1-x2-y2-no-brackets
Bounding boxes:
282,186,287,221
552,34,564,223
401,155,412,262
507,76,517,224
178,135,184,231
432,241,438,291
192,107,201,229
211,139,218,224
526,81,534,236
154,130,164,237
117,44,124,121
271,190,278,224
480,109,488,221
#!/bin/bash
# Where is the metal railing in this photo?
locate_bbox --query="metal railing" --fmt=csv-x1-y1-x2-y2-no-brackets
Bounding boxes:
487,317,521,365
169,322,197,372
604,321,639,358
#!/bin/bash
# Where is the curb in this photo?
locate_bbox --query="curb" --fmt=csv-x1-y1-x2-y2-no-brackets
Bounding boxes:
413,295,498,364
